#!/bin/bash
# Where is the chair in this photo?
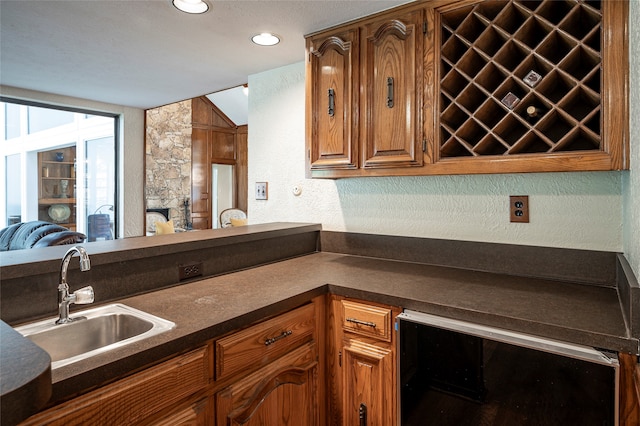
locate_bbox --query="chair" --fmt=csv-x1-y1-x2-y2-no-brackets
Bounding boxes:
88,214,113,241
219,208,247,228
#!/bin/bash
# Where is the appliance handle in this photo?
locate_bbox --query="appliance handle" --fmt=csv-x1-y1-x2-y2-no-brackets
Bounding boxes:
397,310,618,367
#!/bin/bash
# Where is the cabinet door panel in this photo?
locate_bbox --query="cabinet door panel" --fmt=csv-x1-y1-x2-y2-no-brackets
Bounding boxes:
191,127,210,229
362,9,424,169
215,342,318,426
343,338,395,426
307,29,359,171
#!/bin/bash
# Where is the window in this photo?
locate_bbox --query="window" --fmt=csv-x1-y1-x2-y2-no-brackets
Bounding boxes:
1,99,118,242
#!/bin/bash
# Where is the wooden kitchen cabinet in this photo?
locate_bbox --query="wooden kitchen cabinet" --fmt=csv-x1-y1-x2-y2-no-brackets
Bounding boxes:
306,0,629,178
427,0,628,175
190,96,245,229
360,8,425,170
215,343,319,426
306,4,426,177
213,297,324,425
19,346,211,426
306,27,359,172
326,295,401,426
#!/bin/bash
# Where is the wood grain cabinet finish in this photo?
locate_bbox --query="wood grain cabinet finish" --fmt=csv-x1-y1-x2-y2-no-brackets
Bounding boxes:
306,0,629,178
215,343,319,426
326,296,401,426
215,302,316,381
361,8,425,170
306,28,359,171
19,346,211,426
190,96,246,229
213,299,323,426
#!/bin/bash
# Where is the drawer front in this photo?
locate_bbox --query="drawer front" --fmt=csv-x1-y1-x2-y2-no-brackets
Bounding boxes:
342,300,391,341
215,302,316,381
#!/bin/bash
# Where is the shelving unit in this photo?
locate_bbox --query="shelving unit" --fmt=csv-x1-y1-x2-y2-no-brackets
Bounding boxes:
38,146,77,230
438,0,603,158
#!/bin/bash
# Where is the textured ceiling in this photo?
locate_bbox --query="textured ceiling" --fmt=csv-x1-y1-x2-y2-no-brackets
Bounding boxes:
0,0,411,110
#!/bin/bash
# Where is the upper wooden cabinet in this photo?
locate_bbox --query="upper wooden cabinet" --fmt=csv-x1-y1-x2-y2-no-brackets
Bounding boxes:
305,0,629,178
361,8,425,170
306,28,359,171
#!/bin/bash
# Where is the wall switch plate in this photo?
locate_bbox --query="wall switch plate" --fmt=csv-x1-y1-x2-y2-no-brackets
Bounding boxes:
255,182,268,200
510,195,529,223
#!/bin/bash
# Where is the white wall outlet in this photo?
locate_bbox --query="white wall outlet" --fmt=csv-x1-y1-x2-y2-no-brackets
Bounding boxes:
255,182,268,200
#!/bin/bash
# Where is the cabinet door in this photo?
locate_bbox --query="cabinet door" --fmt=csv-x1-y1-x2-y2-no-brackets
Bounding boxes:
361,9,424,169
342,338,395,426
191,127,210,229
215,343,319,426
306,29,359,172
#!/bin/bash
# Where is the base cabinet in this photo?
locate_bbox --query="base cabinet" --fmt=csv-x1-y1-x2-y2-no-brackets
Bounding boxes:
215,343,318,426
213,297,324,426
327,295,401,426
19,346,211,426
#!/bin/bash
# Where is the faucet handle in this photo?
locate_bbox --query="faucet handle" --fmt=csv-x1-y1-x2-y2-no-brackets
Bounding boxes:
73,286,94,304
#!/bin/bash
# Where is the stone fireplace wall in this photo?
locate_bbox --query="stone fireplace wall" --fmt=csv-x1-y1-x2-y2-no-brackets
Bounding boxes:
145,100,192,229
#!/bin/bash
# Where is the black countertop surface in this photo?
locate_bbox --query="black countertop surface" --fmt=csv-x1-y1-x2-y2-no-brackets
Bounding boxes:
4,250,638,422
0,321,51,425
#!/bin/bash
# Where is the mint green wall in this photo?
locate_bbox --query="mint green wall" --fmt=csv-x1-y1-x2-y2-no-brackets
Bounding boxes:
248,62,625,253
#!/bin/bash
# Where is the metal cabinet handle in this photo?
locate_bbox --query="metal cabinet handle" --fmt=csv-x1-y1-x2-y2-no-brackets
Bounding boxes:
264,330,292,346
386,77,394,108
328,88,335,117
346,318,376,328
359,403,367,426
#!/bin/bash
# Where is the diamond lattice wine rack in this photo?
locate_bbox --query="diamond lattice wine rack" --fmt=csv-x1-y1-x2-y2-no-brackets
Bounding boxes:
438,0,603,159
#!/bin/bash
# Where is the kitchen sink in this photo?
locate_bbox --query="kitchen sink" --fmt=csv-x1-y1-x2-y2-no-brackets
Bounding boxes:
15,304,175,369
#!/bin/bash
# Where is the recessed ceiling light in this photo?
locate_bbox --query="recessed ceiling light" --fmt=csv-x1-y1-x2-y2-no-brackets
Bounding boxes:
251,33,280,46
173,0,209,14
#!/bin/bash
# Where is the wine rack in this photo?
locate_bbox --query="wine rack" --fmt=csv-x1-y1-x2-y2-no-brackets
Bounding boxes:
438,0,603,159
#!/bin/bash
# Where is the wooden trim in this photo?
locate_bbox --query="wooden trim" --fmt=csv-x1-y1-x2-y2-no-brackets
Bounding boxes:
619,352,640,426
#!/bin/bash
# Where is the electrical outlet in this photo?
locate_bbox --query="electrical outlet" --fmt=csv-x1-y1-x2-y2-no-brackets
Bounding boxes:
179,262,203,281
510,195,529,223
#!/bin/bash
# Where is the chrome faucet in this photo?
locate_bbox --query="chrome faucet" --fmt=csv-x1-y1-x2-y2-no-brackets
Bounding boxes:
56,246,94,325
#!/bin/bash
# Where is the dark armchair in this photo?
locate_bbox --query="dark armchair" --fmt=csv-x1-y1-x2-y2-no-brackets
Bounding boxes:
0,221,86,251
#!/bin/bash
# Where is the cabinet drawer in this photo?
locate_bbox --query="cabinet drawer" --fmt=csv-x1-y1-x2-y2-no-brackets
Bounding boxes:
215,302,316,381
342,300,391,342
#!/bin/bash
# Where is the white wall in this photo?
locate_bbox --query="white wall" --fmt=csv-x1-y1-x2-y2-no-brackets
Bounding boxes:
624,3,640,279
0,85,146,237
248,62,626,253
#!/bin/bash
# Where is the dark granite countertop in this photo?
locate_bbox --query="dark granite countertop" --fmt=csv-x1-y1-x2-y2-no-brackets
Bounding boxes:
7,251,639,417
0,321,51,425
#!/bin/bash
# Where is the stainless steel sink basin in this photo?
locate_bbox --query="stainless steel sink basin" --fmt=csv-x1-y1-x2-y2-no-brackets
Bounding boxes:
15,304,175,369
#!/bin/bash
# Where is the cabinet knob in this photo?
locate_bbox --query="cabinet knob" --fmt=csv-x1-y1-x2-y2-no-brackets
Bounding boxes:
386,77,394,108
